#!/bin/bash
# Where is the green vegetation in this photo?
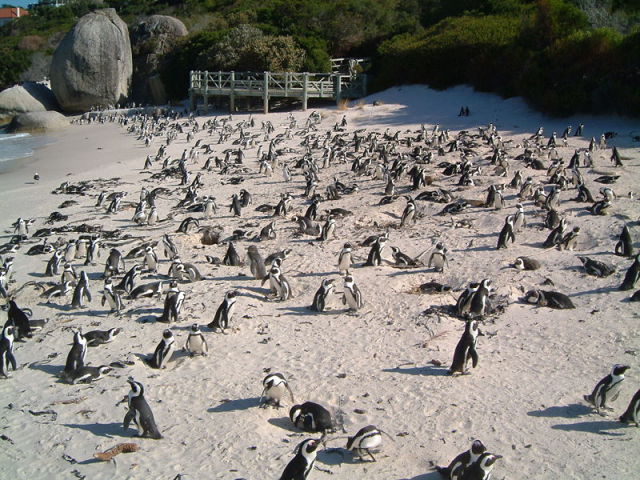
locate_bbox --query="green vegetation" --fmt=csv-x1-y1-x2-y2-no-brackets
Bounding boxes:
1,0,639,116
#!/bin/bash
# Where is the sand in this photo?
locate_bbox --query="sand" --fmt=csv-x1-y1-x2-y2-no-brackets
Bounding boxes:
0,85,639,480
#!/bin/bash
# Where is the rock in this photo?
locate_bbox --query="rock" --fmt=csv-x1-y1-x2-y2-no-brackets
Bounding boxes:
130,15,188,105
0,83,59,117
9,111,69,133
50,9,132,112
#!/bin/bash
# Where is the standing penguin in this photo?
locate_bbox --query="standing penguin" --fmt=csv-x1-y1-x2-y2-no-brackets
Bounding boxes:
260,372,295,408
365,235,388,266
342,275,364,312
64,331,87,376
428,243,449,272
143,246,159,273
337,243,354,274
71,271,92,309
157,286,185,323
208,290,238,333
247,246,267,280
290,402,334,433
279,438,320,480
400,196,417,228
436,439,487,479
101,278,123,314
123,377,162,439
184,324,208,356
310,278,335,312
584,364,630,414
230,194,242,216
513,203,526,232
460,453,502,480
619,254,640,291
619,389,640,427
222,242,243,266
146,329,174,369
264,266,292,301
0,326,17,378
449,319,483,375
496,215,516,249
45,250,64,277
615,225,634,257
6,300,32,340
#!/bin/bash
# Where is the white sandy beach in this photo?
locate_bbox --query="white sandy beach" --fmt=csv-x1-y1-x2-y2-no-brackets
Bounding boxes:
0,85,639,480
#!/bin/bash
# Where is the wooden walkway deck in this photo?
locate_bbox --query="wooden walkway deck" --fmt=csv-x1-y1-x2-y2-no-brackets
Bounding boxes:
189,70,368,113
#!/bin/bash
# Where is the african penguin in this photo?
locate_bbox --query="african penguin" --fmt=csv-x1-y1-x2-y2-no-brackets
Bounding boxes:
208,290,238,333
346,425,385,462
279,438,320,480
185,324,208,356
289,402,333,433
619,388,640,427
449,319,483,375
436,439,487,479
123,377,162,439
146,329,174,369
584,364,629,414
260,372,295,408
310,278,335,312
0,326,17,378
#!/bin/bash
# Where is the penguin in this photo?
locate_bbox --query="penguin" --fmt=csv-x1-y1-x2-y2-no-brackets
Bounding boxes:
337,243,354,274
589,199,611,216
460,453,502,480
0,326,17,378
619,254,640,291
260,221,277,241
342,275,364,312
203,196,217,219
6,300,33,340
64,331,87,375
260,372,295,408
436,439,487,479
222,242,243,266
513,203,526,231
247,245,267,280
619,388,640,426
508,256,537,272
496,215,515,249
310,278,335,312
456,283,479,317
130,281,164,300
559,226,580,251
346,425,385,462
101,278,123,313
289,402,333,433
61,263,77,284
264,266,292,301
230,194,242,216
279,438,320,480
365,235,388,267
265,248,292,267
185,324,208,356
85,236,101,266
45,250,64,277
162,234,179,260
42,281,74,303
239,189,252,207
449,319,483,375
63,239,77,263
143,246,159,273
428,243,449,272
542,219,567,248
317,216,336,241
104,248,126,278
71,270,92,308
84,327,121,346
208,290,238,333
524,289,575,309
584,364,630,414
400,196,417,227
123,377,162,439
457,279,492,317
615,225,634,257
157,287,185,323
68,365,112,384
577,257,616,277
116,264,139,294
146,329,174,369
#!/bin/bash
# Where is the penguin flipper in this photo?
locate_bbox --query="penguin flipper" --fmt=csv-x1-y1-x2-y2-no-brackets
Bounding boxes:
434,465,450,477
469,348,479,368
86,290,92,303
8,353,17,371
123,410,134,430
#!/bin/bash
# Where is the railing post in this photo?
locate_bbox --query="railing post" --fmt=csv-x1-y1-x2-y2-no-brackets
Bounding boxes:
335,74,342,106
203,70,209,113
230,71,235,113
302,72,308,111
263,71,269,114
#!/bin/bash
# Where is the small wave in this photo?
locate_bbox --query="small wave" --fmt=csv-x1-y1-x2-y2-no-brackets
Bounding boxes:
0,132,31,142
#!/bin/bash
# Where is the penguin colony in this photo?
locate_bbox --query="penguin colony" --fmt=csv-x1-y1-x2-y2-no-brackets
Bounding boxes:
0,103,639,479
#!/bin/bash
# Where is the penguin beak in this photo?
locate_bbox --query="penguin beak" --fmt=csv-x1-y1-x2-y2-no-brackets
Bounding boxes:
477,329,485,336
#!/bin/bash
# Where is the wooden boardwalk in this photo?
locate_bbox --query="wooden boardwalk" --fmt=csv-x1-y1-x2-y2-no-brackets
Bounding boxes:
189,70,367,113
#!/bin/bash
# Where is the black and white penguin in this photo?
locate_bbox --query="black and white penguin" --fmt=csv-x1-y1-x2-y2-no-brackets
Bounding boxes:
496,215,515,250
584,364,630,414
449,319,483,375
559,226,580,251
71,271,92,308
0,326,17,378
157,286,185,323
260,372,295,408
260,221,277,241
619,254,640,291
513,257,540,271
289,402,333,433
130,281,164,300
85,236,101,266
338,243,354,274
146,329,174,369
513,203,526,231
264,266,292,301
42,281,74,303
101,278,123,314
524,289,575,309
400,196,417,228
365,235,388,266
317,216,336,241
230,194,242,216
185,324,208,356
542,219,567,248
310,278,335,312
460,452,502,480
64,331,87,375
104,248,126,278
208,290,238,333
342,275,364,312
6,300,32,340
428,243,449,272
116,264,140,294
279,438,320,480
162,234,179,260
123,377,162,439
84,327,121,346
619,388,640,427
45,250,64,277
220,242,242,266
346,425,384,462
143,246,159,273
436,439,487,479
464,279,492,317
577,257,616,277
247,245,267,280
615,225,634,257
68,365,112,384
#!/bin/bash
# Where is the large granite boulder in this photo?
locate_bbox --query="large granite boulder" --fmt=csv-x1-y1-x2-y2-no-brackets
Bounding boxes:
50,9,132,112
9,111,69,133
130,15,188,105
0,82,59,116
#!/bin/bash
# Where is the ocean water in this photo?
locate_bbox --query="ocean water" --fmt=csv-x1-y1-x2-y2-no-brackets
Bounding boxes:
0,128,52,172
